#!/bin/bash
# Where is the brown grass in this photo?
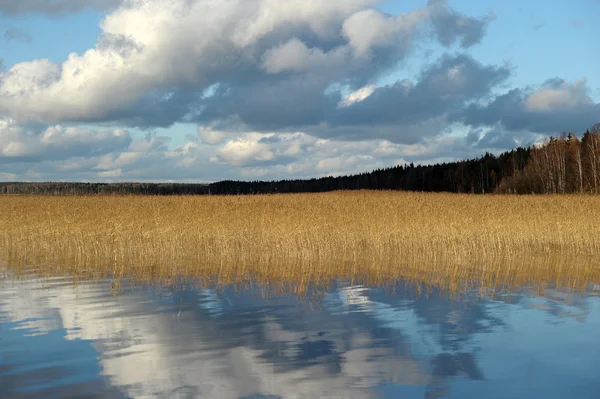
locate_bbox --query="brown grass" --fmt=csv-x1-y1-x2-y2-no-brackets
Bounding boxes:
1,191,599,294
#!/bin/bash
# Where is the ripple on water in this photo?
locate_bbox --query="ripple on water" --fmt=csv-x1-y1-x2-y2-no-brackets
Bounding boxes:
1,274,599,399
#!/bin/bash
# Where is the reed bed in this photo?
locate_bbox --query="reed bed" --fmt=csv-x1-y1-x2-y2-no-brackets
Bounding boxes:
1,191,599,294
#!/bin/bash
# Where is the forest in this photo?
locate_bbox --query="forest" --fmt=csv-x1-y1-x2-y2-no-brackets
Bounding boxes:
1,124,599,196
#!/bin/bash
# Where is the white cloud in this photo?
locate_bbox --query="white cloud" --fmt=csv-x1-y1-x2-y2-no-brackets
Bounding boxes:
215,135,277,166
0,0,378,123
342,8,426,57
262,38,349,74
98,168,123,178
211,132,317,167
0,125,480,182
0,0,491,127
525,78,592,111
0,120,131,161
338,85,376,108
197,126,231,145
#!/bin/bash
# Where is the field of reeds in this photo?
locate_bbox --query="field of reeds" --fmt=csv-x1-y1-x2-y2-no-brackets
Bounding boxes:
1,191,600,294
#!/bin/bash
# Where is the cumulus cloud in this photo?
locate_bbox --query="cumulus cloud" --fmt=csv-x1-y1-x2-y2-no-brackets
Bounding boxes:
0,0,122,14
214,134,280,167
209,132,336,169
2,123,519,183
197,126,231,145
3,0,590,183
524,78,592,111
0,0,493,130
341,8,423,58
3,27,32,43
195,52,509,145
455,78,600,134
262,38,349,75
328,54,510,130
428,0,494,48
0,119,131,163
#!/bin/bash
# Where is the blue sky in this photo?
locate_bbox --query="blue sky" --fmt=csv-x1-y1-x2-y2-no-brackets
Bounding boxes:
0,0,598,182
380,0,599,94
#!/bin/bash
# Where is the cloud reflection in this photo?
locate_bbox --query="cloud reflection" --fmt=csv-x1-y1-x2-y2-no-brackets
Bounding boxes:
0,276,598,399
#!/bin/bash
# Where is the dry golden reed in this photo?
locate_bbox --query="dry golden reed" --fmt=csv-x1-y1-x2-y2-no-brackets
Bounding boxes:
1,191,599,294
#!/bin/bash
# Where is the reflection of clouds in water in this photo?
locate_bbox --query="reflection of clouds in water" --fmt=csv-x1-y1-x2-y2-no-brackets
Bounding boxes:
0,279,431,398
324,285,444,358
0,277,126,398
0,277,597,399
517,287,592,323
0,277,64,335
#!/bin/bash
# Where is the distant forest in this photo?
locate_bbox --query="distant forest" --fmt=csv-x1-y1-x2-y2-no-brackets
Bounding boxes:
2,124,599,196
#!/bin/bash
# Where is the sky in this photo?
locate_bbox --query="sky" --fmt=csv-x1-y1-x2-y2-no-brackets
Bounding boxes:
0,0,598,183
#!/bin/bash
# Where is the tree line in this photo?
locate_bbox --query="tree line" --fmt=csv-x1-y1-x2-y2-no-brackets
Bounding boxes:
497,126,600,194
0,182,209,195
1,124,598,196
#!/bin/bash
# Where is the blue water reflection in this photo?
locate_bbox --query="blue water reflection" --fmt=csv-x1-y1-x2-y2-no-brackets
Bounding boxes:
1,277,599,398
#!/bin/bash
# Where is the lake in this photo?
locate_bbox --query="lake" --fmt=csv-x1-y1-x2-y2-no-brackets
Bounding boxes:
1,275,599,399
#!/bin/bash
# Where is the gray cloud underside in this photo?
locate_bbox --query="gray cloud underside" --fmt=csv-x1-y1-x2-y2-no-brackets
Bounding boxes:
453,78,600,134
327,54,510,127
100,53,510,145
0,124,132,163
0,0,494,143
0,0,122,14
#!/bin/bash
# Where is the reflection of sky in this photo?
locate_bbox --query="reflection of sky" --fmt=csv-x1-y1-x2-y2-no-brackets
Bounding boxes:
0,310,124,398
0,276,599,399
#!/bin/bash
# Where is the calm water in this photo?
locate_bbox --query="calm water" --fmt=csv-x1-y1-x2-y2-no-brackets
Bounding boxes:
1,276,599,399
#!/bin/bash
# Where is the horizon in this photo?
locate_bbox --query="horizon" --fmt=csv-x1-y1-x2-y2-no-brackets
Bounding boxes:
1,126,596,185
1,0,599,183
0,137,532,185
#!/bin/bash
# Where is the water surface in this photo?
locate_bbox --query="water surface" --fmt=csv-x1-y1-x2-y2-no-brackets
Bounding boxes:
1,276,599,398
